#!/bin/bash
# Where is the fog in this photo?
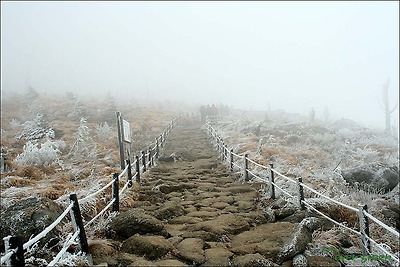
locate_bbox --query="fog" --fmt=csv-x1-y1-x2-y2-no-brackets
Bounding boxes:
1,1,399,129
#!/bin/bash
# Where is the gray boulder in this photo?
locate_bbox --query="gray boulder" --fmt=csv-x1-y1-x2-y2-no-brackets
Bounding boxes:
341,163,399,192
276,217,320,263
232,253,274,266
0,196,64,252
152,202,186,221
176,238,205,264
120,234,173,260
108,208,168,239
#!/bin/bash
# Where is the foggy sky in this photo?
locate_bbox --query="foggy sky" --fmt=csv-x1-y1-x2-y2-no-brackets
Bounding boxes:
1,1,399,129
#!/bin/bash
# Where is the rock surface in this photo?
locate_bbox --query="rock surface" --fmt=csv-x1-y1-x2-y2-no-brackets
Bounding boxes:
108,208,168,239
121,234,173,260
101,121,334,266
341,163,399,192
0,195,63,252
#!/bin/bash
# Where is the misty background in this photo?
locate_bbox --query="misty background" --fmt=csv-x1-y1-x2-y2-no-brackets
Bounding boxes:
1,1,399,129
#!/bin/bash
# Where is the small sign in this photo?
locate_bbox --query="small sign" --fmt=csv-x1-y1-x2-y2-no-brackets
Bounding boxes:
122,120,131,143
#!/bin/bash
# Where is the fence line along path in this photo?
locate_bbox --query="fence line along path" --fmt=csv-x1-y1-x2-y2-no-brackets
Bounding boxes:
102,118,342,266
205,119,399,266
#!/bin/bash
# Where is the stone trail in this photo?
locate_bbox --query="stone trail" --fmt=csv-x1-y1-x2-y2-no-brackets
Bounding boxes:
100,118,340,266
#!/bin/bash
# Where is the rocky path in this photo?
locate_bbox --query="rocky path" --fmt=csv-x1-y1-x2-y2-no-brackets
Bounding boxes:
100,119,339,266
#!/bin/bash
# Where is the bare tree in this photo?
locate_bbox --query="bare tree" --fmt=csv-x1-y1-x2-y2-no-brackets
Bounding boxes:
379,78,398,134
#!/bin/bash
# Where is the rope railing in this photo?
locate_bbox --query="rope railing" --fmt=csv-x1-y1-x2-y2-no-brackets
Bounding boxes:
271,181,296,199
299,181,359,213
48,230,80,266
247,158,269,170
302,200,361,236
80,179,116,203
24,202,74,250
232,162,242,170
270,168,298,185
118,164,129,179
84,198,116,228
0,251,14,265
231,151,243,159
365,235,400,264
363,211,400,238
205,120,400,262
119,180,130,197
1,202,74,266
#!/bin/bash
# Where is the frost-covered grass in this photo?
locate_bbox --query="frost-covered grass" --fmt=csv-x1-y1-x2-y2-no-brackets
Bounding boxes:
1,91,179,264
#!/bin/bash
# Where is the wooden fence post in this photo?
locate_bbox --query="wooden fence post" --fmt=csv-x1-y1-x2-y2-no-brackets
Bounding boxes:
244,154,249,181
230,149,234,172
358,204,371,255
116,112,125,169
222,143,226,161
269,164,276,199
1,153,8,173
148,147,152,167
112,173,119,212
4,236,25,267
221,141,224,160
156,139,159,159
224,144,228,161
135,155,141,184
126,159,132,188
298,177,305,210
141,151,146,172
69,194,91,260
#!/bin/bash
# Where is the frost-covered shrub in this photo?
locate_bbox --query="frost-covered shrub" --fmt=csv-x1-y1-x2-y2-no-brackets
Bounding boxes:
18,114,55,141
10,119,21,129
14,140,62,167
68,118,97,160
68,101,87,120
54,251,90,266
25,86,39,102
102,99,117,125
53,140,67,152
337,128,356,141
95,122,115,145
22,101,44,122
354,147,380,164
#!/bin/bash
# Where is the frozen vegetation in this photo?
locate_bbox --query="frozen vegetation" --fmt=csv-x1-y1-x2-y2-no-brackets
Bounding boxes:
1,89,399,265
209,108,399,261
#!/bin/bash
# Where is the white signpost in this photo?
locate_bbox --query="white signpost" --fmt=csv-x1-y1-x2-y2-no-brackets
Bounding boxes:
122,119,131,143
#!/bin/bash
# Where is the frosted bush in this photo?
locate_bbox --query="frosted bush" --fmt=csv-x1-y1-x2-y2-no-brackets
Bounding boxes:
18,114,55,141
10,119,21,129
95,122,115,145
22,101,44,122
336,128,356,141
55,251,90,266
53,140,67,152
68,118,97,160
354,147,380,164
68,101,87,120
14,140,62,167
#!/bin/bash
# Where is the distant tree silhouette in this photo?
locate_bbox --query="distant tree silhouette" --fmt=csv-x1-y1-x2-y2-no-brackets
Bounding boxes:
25,86,39,102
379,78,398,134
102,99,117,125
68,100,88,121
